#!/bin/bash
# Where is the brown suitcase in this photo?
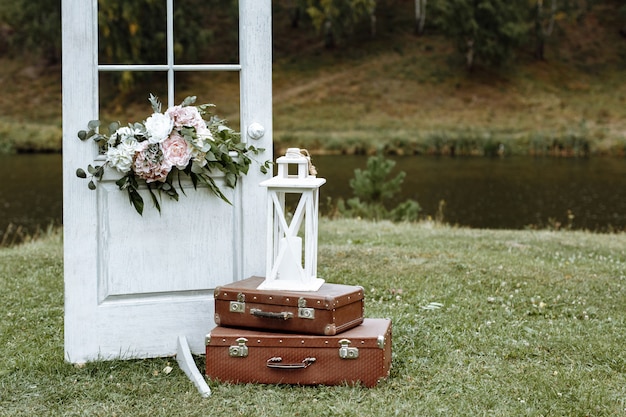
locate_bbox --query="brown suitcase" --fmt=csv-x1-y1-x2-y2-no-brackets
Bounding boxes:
214,276,364,335
205,318,392,387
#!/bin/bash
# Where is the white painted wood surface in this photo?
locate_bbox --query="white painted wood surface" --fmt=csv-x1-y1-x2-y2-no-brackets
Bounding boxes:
176,336,211,397
62,0,272,363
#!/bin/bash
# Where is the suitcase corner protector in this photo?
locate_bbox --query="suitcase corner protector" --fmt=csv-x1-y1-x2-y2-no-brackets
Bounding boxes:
213,286,222,297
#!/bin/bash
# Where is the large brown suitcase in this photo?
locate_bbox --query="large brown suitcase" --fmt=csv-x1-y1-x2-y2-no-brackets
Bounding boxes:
205,318,392,387
214,276,364,335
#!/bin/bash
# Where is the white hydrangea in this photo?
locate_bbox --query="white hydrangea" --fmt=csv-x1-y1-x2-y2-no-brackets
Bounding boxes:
109,125,143,146
106,141,138,173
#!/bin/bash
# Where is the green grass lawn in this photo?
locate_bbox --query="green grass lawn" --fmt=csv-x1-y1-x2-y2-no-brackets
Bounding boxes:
1,220,625,416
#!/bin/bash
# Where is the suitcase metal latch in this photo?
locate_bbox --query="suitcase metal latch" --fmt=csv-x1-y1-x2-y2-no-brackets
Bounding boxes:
298,297,315,320
229,337,249,358
229,293,246,314
338,339,359,359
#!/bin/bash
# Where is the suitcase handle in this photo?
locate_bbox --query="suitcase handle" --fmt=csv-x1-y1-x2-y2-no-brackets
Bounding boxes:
266,357,316,369
250,309,294,320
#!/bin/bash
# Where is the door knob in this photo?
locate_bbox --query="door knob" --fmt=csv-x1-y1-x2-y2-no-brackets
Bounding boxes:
247,122,265,140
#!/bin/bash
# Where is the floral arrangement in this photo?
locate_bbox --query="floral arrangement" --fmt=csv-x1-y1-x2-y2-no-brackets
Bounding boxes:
76,94,269,215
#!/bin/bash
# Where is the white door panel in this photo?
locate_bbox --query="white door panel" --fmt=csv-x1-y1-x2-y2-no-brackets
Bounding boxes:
62,0,272,363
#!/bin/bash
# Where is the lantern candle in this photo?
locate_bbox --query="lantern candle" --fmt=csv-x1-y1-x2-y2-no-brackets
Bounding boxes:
277,237,303,281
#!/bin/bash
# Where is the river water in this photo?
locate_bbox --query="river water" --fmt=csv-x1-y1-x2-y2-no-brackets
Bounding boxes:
1,153,625,235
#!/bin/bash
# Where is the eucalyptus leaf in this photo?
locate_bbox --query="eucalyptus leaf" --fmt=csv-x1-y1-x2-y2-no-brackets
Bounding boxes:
108,122,120,134
132,122,145,133
181,96,196,107
88,180,97,190
87,120,101,130
225,173,237,188
205,151,217,162
190,162,204,174
77,130,88,141
197,103,216,114
76,168,87,178
201,142,212,152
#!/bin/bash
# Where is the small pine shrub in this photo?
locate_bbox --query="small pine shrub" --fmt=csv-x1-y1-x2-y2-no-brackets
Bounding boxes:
338,153,421,221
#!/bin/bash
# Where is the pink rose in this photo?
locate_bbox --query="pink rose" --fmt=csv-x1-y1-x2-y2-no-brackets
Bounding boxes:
162,132,192,170
165,105,206,130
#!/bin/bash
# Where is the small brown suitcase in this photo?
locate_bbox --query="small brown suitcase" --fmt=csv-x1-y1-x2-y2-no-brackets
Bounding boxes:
214,276,364,335
205,318,392,387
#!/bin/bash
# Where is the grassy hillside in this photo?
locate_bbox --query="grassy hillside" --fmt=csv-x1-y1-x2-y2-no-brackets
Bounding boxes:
0,2,624,156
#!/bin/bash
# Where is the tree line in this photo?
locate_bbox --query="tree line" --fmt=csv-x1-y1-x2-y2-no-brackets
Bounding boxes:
1,0,624,72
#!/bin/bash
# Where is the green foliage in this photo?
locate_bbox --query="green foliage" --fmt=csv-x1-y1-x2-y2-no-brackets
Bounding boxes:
430,0,528,69
0,0,61,63
306,0,376,47
350,153,405,203
429,0,607,68
338,153,421,221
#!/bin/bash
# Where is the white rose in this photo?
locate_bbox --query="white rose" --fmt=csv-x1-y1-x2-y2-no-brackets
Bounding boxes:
145,113,173,144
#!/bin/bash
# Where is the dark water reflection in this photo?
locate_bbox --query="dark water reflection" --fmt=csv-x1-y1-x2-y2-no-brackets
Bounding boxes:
1,153,625,234
0,154,63,236
315,155,626,231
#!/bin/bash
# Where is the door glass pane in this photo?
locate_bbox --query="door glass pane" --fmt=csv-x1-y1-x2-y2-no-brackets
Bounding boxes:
98,0,167,65
174,0,239,65
98,72,169,125
174,71,240,128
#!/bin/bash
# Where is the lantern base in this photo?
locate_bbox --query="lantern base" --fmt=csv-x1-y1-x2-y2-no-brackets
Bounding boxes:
257,278,325,292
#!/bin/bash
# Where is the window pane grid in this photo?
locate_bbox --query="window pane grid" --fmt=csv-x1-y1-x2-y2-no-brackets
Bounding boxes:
97,0,240,108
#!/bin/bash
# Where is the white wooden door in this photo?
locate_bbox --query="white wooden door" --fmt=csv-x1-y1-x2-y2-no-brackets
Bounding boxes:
62,0,272,363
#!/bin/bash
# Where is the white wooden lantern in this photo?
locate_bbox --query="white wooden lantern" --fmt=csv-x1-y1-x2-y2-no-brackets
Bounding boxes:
258,148,326,291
